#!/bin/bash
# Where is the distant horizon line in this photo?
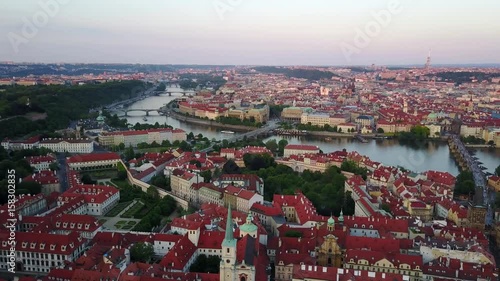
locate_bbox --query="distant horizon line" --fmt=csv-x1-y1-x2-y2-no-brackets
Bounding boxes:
2,61,500,68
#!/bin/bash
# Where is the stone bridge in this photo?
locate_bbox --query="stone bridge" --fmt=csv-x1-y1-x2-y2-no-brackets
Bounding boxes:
448,135,493,225
115,108,159,116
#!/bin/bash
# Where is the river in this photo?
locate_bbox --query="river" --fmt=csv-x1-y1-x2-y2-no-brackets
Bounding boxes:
115,86,245,140
263,136,499,175
118,87,499,176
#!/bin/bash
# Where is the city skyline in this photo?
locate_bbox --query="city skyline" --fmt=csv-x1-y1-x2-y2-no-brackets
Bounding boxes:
1,0,500,66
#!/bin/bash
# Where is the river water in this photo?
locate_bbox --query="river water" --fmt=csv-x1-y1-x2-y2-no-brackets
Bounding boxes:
118,87,499,176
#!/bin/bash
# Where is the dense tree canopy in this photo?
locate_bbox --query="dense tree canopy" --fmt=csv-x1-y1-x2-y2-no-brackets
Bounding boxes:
0,81,146,139
189,254,221,273
244,164,354,216
130,242,154,263
454,171,475,198
254,66,339,81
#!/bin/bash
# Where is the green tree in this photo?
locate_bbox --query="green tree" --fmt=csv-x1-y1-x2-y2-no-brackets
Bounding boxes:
189,254,221,273
222,159,241,174
118,142,125,151
243,153,275,171
179,140,192,151
265,139,278,153
454,171,475,198
49,162,59,171
380,203,392,214
130,242,154,263
17,181,42,195
411,125,430,138
377,128,384,134
152,175,167,189
200,170,212,183
81,174,95,184
278,139,288,156
125,145,135,161
117,170,128,180
147,186,159,201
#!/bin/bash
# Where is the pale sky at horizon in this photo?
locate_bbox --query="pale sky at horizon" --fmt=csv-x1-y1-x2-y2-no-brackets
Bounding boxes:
1,0,499,66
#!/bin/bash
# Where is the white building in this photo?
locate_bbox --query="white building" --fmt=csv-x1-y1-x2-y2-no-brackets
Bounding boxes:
66,153,121,171
301,112,331,127
99,128,186,147
26,155,56,171
58,184,120,216
0,231,86,273
283,144,320,157
39,139,94,153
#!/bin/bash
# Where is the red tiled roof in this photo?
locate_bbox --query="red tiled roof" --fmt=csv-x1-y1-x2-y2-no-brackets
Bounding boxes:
67,153,120,163
284,144,320,151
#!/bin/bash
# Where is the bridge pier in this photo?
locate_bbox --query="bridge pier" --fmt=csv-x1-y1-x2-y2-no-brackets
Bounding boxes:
124,112,128,117
146,111,149,116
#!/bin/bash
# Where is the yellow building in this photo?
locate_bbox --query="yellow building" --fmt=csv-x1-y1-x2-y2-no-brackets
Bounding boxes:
406,200,433,222
281,107,304,122
488,176,500,192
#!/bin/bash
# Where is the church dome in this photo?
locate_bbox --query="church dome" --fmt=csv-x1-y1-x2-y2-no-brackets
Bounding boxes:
240,214,258,234
327,216,335,226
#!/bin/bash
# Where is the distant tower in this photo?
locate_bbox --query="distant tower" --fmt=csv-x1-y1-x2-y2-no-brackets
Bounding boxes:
403,99,408,113
425,49,431,70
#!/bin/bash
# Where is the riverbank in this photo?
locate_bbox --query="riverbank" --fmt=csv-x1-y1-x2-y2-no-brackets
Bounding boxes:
464,144,498,148
167,110,256,132
306,131,372,138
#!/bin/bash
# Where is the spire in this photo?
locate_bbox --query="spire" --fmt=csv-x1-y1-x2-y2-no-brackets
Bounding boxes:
225,204,234,242
338,209,344,223
327,213,335,226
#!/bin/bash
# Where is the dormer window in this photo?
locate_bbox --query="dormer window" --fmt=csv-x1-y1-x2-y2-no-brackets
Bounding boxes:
50,244,56,250
30,242,36,249
22,242,28,248
40,243,45,250
77,223,82,229
70,223,75,228
61,245,66,251
56,222,61,227
63,222,68,228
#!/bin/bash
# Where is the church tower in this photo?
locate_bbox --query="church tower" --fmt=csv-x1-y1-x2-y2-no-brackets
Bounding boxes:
220,205,237,281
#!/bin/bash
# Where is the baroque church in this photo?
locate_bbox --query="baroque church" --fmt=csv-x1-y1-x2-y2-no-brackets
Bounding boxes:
220,205,269,281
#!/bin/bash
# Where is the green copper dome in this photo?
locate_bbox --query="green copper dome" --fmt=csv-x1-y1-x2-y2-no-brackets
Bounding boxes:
240,214,258,234
338,209,344,223
327,215,335,226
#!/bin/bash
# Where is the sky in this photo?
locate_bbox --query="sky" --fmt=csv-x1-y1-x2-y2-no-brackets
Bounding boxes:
1,0,499,66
